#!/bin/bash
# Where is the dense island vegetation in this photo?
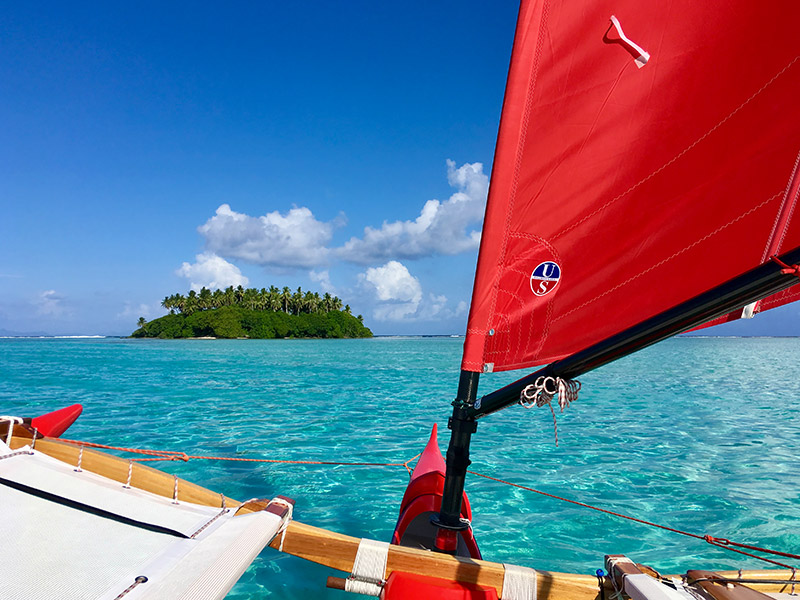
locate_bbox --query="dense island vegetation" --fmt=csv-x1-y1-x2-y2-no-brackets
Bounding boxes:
131,286,372,339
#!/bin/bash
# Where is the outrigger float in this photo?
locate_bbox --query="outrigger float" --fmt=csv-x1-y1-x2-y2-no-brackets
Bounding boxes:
4,0,800,597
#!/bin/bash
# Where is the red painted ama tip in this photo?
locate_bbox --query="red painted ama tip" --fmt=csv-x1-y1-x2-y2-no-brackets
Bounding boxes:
409,423,446,480
31,404,83,438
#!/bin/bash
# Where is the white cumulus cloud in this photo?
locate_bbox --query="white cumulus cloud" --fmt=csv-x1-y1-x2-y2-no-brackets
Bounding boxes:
360,262,470,322
362,261,422,320
199,203,334,269
338,160,488,264
176,252,249,291
309,269,335,293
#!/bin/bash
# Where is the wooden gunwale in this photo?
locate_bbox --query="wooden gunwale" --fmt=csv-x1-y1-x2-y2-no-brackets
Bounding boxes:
8,430,797,599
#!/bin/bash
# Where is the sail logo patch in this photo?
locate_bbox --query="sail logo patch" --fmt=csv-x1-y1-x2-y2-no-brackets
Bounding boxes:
530,261,561,297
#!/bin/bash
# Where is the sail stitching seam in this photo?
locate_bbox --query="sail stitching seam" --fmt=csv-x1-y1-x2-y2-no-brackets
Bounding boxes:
487,0,550,369
502,286,526,360
504,260,558,359
551,55,800,242
761,149,800,262
776,152,800,253
758,287,800,309
502,267,534,360
553,192,782,322
485,313,512,356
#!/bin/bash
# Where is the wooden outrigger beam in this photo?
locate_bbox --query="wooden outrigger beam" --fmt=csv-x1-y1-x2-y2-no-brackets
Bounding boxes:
269,520,602,599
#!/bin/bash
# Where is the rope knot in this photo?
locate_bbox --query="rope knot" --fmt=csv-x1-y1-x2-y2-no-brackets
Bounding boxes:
770,255,800,278
704,535,731,546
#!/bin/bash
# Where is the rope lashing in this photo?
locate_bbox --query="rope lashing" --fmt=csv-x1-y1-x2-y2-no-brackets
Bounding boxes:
270,497,295,552
0,416,22,445
771,255,800,278
345,539,389,596
519,376,581,446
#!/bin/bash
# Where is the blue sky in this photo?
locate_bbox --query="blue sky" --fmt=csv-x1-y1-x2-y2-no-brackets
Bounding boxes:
2,1,798,337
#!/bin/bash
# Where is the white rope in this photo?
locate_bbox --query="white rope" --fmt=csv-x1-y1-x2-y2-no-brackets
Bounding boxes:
75,445,84,472
123,459,133,488
0,416,22,446
519,376,580,446
609,15,650,68
344,538,389,596
502,563,537,600
269,497,294,553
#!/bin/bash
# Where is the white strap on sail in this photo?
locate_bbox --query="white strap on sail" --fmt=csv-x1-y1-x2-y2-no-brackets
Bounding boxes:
609,15,650,68
741,301,758,319
344,538,389,596
502,563,537,600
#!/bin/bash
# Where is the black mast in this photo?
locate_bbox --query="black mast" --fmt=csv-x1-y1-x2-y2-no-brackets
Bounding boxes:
434,246,800,547
431,369,479,553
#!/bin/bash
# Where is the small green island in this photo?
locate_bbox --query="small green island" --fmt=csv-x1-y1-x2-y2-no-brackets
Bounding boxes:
132,286,372,339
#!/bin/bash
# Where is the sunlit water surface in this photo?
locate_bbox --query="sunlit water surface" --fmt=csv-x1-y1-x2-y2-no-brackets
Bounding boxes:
1,336,799,598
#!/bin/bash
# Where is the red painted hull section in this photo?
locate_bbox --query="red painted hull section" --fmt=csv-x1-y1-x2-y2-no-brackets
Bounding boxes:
382,572,498,600
30,404,83,438
390,424,481,559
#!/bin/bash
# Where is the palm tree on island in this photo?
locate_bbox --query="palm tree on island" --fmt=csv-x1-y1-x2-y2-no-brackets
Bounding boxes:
134,285,371,340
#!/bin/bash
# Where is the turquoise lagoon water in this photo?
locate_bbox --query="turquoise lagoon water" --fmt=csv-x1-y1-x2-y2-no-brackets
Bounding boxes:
1,336,799,598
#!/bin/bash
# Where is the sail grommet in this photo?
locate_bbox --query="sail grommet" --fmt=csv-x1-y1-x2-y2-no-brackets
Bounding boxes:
488,329,495,336
482,363,494,373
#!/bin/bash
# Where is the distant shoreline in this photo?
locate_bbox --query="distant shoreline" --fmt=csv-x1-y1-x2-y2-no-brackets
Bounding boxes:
2,334,800,340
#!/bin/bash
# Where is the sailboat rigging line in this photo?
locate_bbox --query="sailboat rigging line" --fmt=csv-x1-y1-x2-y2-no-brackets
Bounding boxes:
466,470,800,569
471,245,800,419
55,438,422,475
42,435,798,568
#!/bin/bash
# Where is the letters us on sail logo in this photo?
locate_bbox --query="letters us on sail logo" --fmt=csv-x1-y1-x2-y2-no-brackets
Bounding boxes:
530,261,561,297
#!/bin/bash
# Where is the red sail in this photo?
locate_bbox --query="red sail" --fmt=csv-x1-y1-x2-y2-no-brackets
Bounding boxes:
462,0,800,373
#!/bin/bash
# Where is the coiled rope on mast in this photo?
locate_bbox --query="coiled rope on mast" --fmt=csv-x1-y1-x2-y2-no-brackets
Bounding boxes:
519,376,581,446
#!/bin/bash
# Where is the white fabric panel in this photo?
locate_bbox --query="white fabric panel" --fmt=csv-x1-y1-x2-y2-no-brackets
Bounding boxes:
120,511,283,600
0,446,286,600
0,480,177,600
0,445,220,537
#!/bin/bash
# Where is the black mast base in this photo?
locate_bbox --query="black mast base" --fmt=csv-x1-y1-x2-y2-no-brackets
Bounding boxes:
429,514,470,531
432,370,480,554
